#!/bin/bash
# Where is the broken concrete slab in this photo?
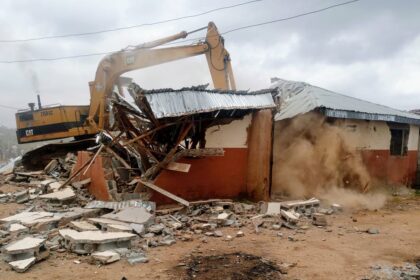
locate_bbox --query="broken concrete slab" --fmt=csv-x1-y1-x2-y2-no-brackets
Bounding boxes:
4,236,45,254
87,218,131,231
8,223,29,234
217,212,231,221
281,198,320,211
264,202,281,215
127,252,148,265
1,211,54,224
85,199,155,212
280,209,299,224
59,229,136,254
54,207,100,226
91,250,120,264
3,236,49,268
101,207,154,225
8,257,36,272
39,187,75,201
47,181,64,192
13,190,30,204
107,224,132,232
130,223,145,235
69,221,99,231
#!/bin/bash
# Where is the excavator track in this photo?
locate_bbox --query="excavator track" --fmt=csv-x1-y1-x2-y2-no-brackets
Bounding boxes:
21,138,97,170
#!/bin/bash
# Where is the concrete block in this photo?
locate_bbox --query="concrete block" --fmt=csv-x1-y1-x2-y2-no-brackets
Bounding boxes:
281,210,299,224
91,250,120,264
265,202,281,215
281,198,320,211
59,229,136,254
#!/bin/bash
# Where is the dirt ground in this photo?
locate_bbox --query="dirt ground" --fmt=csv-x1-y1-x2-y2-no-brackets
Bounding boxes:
0,195,419,280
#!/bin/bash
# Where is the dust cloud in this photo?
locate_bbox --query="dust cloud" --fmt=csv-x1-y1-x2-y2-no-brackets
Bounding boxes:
272,112,387,210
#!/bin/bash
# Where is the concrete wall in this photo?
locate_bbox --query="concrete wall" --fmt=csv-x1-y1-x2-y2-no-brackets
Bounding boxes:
153,111,272,204
335,119,419,186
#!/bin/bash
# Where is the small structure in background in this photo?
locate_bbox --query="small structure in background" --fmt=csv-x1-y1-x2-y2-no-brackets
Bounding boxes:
271,78,420,193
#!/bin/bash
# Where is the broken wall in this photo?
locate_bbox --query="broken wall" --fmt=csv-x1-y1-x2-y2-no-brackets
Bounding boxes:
153,111,272,204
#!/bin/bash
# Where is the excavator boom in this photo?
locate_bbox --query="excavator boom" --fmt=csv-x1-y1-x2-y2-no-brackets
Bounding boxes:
15,22,235,144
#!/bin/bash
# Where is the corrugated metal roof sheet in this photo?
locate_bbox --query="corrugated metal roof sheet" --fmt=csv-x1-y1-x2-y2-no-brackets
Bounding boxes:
144,89,276,119
272,79,420,125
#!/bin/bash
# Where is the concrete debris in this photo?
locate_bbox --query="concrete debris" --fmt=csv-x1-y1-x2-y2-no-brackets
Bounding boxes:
367,228,379,234
8,257,36,272
264,202,282,215
214,230,223,237
312,213,327,226
0,149,348,276
91,250,120,264
8,223,29,234
102,207,154,225
148,223,165,234
13,190,30,204
70,221,99,231
39,187,76,202
281,209,300,224
159,235,176,246
281,198,320,211
59,229,136,254
127,252,149,265
85,200,155,212
3,236,49,272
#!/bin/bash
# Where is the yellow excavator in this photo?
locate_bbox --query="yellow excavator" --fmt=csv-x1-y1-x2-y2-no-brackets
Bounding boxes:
15,22,235,144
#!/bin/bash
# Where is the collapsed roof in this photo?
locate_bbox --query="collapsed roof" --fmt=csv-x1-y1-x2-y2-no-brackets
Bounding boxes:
131,84,276,119
272,78,420,125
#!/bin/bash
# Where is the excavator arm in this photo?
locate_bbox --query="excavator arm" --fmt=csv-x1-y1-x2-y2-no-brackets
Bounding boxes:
87,21,235,130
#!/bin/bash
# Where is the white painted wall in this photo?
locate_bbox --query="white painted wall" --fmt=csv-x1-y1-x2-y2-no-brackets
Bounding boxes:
205,114,252,148
336,119,419,151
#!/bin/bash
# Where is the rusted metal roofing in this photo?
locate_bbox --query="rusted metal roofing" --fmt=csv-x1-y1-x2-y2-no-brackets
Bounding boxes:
142,87,276,119
272,78,420,125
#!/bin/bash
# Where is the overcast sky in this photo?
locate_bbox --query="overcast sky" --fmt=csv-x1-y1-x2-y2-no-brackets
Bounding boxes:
0,0,419,128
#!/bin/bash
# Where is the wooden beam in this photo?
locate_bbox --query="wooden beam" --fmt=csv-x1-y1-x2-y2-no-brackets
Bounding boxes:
138,179,189,207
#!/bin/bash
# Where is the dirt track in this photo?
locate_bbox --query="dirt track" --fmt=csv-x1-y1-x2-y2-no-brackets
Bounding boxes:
0,196,419,280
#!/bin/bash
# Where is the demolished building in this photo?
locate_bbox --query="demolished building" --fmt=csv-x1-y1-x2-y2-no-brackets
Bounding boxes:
271,78,420,194
72,83,276,204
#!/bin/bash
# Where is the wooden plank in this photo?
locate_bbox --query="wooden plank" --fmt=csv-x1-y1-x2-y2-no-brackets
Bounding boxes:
138,179,189,207
164,162,191,173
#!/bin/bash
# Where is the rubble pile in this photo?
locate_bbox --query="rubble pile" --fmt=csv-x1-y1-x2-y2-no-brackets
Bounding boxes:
0,158,344,273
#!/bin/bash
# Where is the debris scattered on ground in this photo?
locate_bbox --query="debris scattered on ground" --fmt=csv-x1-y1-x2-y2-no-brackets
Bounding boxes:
0,146,354,274
367,262,420,280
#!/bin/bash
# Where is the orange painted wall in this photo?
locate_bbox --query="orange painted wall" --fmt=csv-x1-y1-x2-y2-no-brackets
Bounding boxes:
73,151,111,201
152,148,248,204
361,150,418,186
